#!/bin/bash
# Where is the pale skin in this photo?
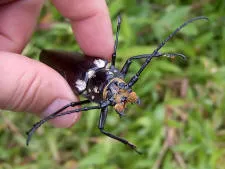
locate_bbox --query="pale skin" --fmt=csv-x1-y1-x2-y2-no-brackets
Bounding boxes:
0,0,114,127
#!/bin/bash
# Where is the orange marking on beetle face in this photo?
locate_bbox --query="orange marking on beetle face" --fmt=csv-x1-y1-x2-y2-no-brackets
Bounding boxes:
102,78,139,113
114,90,138,113
127,91,138,103
114,103,125,113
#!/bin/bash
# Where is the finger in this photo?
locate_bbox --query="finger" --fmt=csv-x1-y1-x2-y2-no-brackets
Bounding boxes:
52,0,114,59
0,51,81,128
0,0,17,5
0,0,44,53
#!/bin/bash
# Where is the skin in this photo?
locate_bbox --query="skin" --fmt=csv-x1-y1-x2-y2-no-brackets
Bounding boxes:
0,0,114,127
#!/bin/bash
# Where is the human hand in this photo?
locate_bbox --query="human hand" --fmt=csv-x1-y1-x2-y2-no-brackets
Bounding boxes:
0,0,114,127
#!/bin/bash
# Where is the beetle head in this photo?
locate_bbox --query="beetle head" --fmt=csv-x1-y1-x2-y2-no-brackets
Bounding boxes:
103,78,140,115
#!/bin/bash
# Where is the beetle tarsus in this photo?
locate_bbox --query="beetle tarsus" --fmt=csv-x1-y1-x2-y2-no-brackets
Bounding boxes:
117,111,125,118
162,53,187,60
26,132,32,146
26,127,36,146
127,142,143,155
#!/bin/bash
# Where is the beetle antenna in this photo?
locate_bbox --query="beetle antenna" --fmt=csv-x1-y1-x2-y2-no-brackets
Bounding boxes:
26,100,92,146
111,15,122,67
26,105,100,146
127,16,208,87
153,16,208,54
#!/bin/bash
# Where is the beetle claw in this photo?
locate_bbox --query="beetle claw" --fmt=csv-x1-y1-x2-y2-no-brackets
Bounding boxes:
136,98,141,105
117,111,125,118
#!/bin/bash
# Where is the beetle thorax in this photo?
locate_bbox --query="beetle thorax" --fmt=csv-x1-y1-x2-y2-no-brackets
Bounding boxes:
103,78,139,114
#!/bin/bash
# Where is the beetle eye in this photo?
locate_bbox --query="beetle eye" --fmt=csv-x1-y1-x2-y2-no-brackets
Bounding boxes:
121,96,127,102
118,82,126,88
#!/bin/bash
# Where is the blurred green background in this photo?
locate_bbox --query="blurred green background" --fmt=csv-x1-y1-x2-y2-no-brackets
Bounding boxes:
1,0,225,169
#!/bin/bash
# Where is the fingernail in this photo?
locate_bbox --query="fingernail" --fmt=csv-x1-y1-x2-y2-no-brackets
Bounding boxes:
42,98,81,128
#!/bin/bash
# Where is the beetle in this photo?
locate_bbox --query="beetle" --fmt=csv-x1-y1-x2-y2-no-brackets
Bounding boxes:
26,16,208,153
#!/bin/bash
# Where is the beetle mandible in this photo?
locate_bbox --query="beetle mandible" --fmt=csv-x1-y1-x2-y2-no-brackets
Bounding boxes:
26,16,208,154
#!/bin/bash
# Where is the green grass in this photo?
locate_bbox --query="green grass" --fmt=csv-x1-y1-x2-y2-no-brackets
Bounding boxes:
1,0,225,169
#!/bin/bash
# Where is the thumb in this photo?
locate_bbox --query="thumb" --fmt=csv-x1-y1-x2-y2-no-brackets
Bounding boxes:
0,51,81,127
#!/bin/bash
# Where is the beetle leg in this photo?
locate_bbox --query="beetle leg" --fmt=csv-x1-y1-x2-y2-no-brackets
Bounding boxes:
111,15,122,67
126,53,186,87
120,54,149,76
26,100,99,146
121,52,185,77
98,107,141,154
125,16,208,87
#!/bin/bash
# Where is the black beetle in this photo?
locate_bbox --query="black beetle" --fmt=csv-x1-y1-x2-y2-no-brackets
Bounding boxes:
26,16,208,153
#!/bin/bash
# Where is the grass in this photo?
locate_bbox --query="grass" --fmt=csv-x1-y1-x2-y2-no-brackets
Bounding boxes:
1,0,225,169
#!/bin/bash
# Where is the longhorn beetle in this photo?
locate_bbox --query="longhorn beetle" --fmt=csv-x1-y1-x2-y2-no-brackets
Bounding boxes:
26,16,208,154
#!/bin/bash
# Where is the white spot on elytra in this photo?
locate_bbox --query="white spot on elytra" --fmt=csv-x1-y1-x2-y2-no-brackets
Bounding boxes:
93,86,99,93
75,79,86,91
88,88,91,92
91,95,95,100
94,59,105,68
87,70,95,78
108,71,113,75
